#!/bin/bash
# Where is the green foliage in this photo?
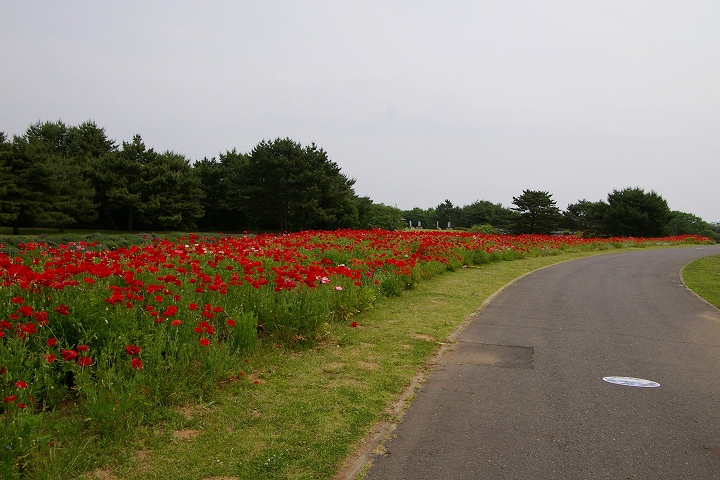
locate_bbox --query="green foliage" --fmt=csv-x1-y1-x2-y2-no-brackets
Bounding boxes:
403,206,437,229
8,122,99,233
710,223,720,241
604,187,672,237
0,133,20,227
356,197,404,230
89,136,204,231
457,200,517,230
468,224,497,234
564,199,609,236
243,138,359,232
511,190,562,234
4,119,715,238
435,199,459,229
194,150,249,231
668,211,719,241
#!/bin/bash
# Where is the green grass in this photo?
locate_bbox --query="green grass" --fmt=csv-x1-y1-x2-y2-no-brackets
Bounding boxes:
683,255,720,309
61,250,609,480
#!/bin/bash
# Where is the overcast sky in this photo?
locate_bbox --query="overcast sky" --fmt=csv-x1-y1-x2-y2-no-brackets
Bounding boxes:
2,1,719,222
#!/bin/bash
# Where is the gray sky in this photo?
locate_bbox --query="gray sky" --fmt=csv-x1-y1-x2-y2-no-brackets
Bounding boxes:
2,1,719,222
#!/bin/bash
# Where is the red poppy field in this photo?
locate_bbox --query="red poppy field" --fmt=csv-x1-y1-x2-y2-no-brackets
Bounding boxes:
0,229,712,475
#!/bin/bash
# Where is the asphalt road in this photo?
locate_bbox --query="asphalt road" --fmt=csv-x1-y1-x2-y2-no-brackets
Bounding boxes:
365,245,720,479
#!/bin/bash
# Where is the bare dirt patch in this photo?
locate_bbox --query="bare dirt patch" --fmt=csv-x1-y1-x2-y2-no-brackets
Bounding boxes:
358,361,380,370
173,429,200,440
411,333,436,342
328,378,366,388
176,405,196,420
323,362,346,373
127,449,154,477
86,468,117,480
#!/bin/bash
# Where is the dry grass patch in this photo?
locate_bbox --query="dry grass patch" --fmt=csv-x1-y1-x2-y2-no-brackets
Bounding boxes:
410,333,436,341
172,429,201,441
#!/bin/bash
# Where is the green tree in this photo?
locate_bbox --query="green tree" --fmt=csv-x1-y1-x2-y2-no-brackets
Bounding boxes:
435,200,459,229
89,137,145,230
667,211,718,240
402,207,437,229
563,200,609,236
90,136,204,231
0,133,20,226
604,187,672,237
356,199,403,230
9,122,98,233
708,222,720,241
194,150,249,231
511,190,562,234
457,200,517,231
143,151,204,229
65,121,117,173
243,138,358,232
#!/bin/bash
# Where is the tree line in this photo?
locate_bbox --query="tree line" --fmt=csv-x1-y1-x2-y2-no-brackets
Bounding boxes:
406,190,719,240
1,120,718,240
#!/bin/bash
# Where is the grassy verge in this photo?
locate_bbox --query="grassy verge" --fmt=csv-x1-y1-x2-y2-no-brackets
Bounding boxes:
62,250,612,480
683,255,720,309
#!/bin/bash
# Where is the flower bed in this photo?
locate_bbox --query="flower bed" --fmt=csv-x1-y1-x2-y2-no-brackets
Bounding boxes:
0,230,711,474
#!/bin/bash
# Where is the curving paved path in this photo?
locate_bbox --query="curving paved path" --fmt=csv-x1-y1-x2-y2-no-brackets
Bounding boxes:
365,245,720,479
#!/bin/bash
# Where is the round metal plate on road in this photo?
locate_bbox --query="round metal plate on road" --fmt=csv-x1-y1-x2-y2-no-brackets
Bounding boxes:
602,376,660,388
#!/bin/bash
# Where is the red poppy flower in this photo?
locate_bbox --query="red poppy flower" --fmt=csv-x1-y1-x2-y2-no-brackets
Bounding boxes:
61,349,78,361
77,345,89,352
171,319,183,326
226,319,236,327
188,303,199,311
11,297,24,304
194,321,215,335
54,304,70,315
125,345,141,356
131,357,143,370
162,305,178,317
18,322,37,337
18,305,34,317
4,395,16,403
77,356,92,367
46,337,57,347
33,311,48,325
15,381,28,389
44,354,56,363
199,338,210,346
350,321,358,328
